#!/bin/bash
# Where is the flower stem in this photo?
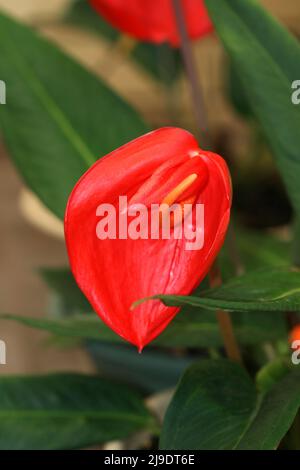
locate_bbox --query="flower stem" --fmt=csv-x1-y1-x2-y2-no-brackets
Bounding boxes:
209,262,243,364
172,0,209,146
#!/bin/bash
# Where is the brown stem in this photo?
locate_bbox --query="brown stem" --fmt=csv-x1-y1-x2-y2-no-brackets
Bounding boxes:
172,0,210,146
209,262,243,363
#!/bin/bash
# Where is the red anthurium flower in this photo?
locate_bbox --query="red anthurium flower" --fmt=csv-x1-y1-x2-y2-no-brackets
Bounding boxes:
65,128,231,350
290,325,300,349
89,0,213,46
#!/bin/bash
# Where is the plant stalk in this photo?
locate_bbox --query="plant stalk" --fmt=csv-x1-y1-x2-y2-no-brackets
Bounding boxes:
172,0,209,146
209,262,243,364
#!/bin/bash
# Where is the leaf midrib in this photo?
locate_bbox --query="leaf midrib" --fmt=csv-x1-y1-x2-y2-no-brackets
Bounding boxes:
232,394,263,449
1,24,95,167
160,285,300,309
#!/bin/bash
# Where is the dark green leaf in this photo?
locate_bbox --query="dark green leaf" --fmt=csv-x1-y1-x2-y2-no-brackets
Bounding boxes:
205,0,300,214
236,367,300,449
160,359,300,450
0,313,117,342
0,12,147,219
227,61,253,118
148,267,300,312
0,373,155,450
160,360,256,449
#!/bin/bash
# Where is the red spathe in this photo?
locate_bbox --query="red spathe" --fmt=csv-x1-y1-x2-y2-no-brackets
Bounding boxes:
89,0,213,46
65,128,231,350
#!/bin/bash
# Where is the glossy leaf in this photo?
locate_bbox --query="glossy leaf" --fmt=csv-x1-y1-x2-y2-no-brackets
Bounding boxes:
236,367,300,450
160,360,256,449
0,12,147,219
160,360,300,450
0,373,155,450
149,267,300,312
205,0,300,214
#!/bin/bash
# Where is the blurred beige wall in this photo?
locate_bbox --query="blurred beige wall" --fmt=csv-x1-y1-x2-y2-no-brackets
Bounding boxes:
0,0,70,20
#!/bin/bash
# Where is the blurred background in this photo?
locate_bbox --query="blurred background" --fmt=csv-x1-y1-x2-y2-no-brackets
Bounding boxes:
0,0,299,377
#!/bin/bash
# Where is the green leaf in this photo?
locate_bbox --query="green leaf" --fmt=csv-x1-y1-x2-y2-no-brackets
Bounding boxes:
0,12,147,219
0,373,155,450
0,307,286,350
147,267,300,312
160,360,257,450
0,313,117,342
205,0,300,214
64,0,182,84
236,367,300,450
227,61,253,118
160,360,300,450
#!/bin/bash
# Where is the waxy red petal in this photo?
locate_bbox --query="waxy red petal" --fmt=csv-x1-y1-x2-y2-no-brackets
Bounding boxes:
90,0,213,46
65,128,231,350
